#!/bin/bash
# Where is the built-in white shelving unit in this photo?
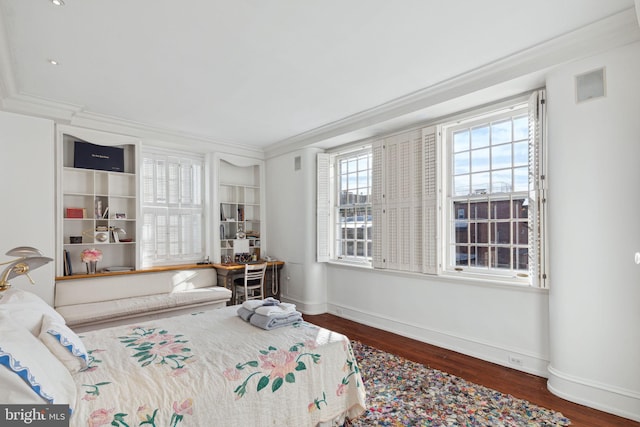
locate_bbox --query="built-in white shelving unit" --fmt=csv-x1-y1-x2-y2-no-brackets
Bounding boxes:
214,155,265,263
56,125,140,276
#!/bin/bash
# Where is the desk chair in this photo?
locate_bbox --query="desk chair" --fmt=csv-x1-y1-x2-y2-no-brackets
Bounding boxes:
234,263,267,304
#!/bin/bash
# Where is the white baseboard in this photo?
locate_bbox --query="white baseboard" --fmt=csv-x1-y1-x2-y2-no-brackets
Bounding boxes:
281,295,327,315
548,365,640,423
326,302,549,377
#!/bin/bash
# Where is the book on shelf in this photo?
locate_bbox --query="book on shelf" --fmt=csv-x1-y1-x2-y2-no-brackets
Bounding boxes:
65,208,86,218
63,249,73,276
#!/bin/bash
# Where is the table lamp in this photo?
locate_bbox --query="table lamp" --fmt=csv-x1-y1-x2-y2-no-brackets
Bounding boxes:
0,246,53,291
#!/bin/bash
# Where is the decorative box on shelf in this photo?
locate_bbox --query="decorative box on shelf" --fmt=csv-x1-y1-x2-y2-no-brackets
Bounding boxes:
65,207,86,218
74,141,124,172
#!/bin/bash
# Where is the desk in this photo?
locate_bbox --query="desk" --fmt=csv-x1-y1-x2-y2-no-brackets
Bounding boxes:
212,260,284,304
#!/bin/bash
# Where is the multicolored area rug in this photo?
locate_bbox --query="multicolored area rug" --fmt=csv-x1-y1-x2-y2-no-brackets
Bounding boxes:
348,340,570,427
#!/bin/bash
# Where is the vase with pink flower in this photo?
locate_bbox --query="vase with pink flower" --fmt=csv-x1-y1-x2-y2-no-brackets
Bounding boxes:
81,248,103,274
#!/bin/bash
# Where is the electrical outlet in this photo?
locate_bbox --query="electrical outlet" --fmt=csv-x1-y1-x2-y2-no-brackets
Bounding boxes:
508,355,523,366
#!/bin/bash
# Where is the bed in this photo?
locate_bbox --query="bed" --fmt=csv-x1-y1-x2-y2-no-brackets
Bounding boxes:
0,289,367,426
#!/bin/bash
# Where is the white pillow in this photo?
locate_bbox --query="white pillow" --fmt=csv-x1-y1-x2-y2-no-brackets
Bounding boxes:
0,288,66,335
0,313,77,407
39,314,88,373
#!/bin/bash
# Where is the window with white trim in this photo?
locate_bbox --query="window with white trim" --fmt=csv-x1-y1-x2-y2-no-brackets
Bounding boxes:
318,90,546,287
141,149,205,267
317,148,373,264
442,91,546,286
446,111,528,274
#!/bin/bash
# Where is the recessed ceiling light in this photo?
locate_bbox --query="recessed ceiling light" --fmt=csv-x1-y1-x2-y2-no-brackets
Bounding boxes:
51,0,65,6
48,59,59,65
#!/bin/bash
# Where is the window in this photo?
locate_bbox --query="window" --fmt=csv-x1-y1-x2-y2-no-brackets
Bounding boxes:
317,149,373,264
336,149,373,262
318,90,546,287
141,149,204,267
446,109,530,275
443,91,546,286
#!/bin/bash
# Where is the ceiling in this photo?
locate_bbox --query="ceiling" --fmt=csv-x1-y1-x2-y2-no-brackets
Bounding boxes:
0,1,638,154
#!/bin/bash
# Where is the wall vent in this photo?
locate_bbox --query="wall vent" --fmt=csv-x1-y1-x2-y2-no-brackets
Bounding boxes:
575,67,606,103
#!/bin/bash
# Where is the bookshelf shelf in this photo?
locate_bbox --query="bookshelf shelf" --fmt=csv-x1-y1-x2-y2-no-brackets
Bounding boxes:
56,125,140,276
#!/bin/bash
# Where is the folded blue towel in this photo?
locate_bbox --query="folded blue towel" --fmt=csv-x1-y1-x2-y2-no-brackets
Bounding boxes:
237,306,254,322
249,311,303,330
241,297,281,311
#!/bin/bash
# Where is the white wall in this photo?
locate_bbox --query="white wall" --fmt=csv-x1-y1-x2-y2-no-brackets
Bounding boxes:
546,41,640,421
266,150,551,376
0,110,55,304
326,265,550,374
266,148,327,314
266,40,640,422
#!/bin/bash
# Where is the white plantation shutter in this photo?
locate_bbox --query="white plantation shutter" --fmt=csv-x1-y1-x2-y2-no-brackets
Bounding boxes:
156,214,168,257
383,130,424,272
142,211,158,264
142,157,156,204
141,149,204,267
371,140,386,268
317,153,331,262
187,162,202,207
168,160,179,205
180,163,193,205
528,90,547,288
156,158,167,203
422,126,439,274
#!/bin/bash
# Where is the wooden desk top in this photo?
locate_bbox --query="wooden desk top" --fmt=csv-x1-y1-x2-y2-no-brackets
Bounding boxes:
210,260,284,271
56,260,284,280
56,263,215,281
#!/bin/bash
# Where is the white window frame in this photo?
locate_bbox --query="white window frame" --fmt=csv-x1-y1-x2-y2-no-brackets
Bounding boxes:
318,147,373,266
141,148,205,267
440,91,547,287
317,90,547,288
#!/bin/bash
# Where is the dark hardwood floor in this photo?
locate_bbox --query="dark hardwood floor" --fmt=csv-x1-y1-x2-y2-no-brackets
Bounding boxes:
305,313,638,427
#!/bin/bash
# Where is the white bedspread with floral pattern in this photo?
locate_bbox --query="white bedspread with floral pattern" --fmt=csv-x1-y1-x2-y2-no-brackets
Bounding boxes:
70,306,366,427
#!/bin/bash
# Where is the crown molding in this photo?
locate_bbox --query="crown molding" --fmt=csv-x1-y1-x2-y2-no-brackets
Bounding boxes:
2,92,81,122
265,7,640,158
69,110,264,158
1,90,263,157
1,7,639,158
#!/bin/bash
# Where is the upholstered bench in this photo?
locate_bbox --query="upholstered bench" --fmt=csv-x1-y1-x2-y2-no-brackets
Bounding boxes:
55,267,231,331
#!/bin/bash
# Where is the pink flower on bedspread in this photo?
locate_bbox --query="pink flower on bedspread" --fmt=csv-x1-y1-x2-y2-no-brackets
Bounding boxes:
169,367,189,377
223,367,242,381
137,405,151,421
88,408,114,427
149,341,186,357
259,348,299,379
169,398,193,427
135,332,176,345
229,343,322,398
118,327,193,374
172,398,193,416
